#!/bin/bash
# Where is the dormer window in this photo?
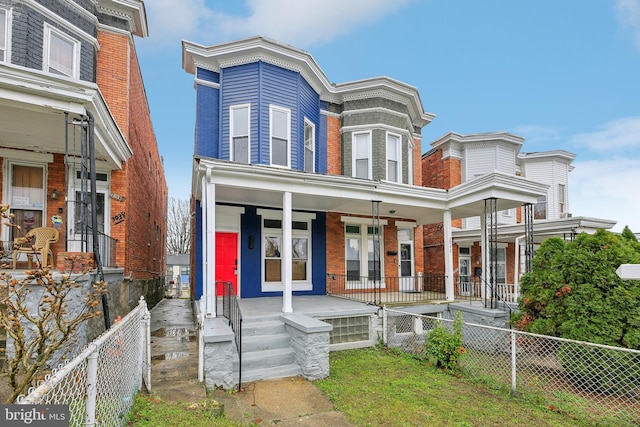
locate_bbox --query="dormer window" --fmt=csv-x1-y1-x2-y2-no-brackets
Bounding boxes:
44,24,80,78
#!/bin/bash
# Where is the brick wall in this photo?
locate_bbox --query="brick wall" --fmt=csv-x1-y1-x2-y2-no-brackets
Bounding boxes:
326,116,341,175
96,29,167,280
325,212,344,275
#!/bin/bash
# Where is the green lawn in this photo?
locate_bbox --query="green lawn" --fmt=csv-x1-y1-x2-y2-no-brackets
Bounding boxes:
129,346,620,427
315,347,599,427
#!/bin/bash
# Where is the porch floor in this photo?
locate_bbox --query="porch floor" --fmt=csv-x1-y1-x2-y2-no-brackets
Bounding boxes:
232,295,380,320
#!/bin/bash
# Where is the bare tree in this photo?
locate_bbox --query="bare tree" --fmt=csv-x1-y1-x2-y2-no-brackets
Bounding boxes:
167,197,191,255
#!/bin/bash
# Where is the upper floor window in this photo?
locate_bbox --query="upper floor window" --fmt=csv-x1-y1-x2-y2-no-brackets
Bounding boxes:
558,184,566,215
0,8,8,62
386,132,401,182
230,104,250,163
353,132,371,179
270,105,290,167
534,195,547,220
304,119,315,172
44,24,80,78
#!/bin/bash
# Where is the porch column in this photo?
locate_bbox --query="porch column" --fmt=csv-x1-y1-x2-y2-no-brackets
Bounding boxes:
204,169,216,318
282,191,293,313
443,210,454,301
480,213,486,300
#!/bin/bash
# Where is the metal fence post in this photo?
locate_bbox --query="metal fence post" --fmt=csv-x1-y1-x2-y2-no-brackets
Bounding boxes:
382,305,388,345
84,345,99,426
511,329,517,395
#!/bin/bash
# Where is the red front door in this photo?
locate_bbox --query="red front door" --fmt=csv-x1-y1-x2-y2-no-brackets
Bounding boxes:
215,232,238,296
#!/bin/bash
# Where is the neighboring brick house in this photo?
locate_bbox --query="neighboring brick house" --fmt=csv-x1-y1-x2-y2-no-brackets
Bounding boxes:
183,37,549,315
0,0,167,317
422,132,616,301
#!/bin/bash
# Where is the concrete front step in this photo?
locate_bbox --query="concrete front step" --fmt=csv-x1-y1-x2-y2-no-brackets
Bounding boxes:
241,347,296,371
242,319,285,336
242,332,291,352
240,363,302,384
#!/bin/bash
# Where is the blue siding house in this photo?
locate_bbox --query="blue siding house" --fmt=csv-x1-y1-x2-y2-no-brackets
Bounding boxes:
182,36,546,388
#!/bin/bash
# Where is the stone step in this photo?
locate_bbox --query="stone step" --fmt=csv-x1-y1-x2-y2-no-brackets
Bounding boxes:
239,363,302,384
242,332,290,353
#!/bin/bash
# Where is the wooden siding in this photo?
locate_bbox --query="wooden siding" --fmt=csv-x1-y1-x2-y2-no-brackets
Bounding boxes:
220,63,260,162
298,73,322,172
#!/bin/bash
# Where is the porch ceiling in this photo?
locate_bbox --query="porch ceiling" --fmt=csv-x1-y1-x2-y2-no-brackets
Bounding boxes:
196,158,548,225
0,65,132,169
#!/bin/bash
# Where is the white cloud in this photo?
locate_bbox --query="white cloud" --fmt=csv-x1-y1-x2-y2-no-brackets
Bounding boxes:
143,0,212,47
616,0,640,50
569,157,640,232
511,124,564,146
213,0,413,47
142,0,413,49
568,116,640,152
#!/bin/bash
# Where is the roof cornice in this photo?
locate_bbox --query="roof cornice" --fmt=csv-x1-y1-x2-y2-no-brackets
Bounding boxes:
96,0,148,37
182,36,434,127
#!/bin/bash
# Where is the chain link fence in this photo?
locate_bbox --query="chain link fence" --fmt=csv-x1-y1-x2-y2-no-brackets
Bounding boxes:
16,297,151,426
383,307,640,426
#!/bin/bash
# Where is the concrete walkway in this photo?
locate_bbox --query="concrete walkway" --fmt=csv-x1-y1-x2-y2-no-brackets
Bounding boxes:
149,298,352,426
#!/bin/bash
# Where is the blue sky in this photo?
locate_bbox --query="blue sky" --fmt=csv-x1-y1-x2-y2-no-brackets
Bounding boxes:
136,0,640,232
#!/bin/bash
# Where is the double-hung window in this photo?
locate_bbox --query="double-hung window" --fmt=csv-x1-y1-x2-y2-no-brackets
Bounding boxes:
534,195,547,219
304,119,315,172
261,210,314,292
230,104,250,163
9,163,45,241
0,8,8,62
353,132,371,179
345,221,384,285
270,105,290,167
558,184,566,216
386,132,401,182
43,24,80,78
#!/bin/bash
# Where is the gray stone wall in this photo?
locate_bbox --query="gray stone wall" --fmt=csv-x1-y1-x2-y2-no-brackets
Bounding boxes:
285,325,330,380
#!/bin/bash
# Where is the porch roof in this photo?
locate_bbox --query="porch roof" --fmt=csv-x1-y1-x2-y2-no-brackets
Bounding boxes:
452,215,617,244
194,157,547,225
0,64,132,169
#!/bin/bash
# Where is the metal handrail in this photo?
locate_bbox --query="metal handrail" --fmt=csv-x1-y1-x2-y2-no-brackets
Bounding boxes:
219,281,242,391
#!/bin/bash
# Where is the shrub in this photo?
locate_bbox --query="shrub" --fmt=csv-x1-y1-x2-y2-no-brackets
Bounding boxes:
425,311,465,372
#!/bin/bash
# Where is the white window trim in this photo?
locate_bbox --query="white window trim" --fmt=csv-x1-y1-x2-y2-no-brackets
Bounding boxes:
0,7,11,63
352,131,372,179
2,160,47,244
269,105,291,168
258,209,315,292
344,223,385,289
43,23,80,78
230,103,251,163
386,131,402,182
303,118,315,172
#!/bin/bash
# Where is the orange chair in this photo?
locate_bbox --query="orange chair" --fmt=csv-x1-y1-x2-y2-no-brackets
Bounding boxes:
12,227,59,269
